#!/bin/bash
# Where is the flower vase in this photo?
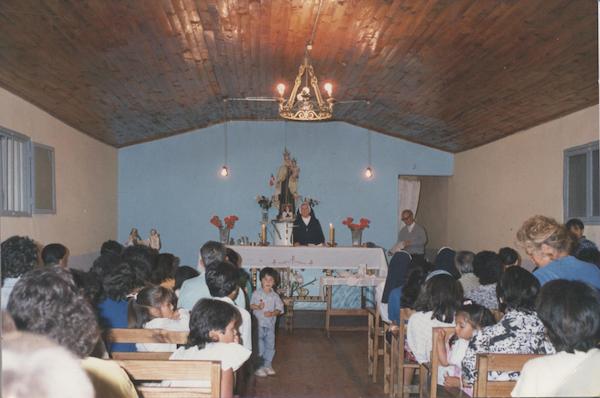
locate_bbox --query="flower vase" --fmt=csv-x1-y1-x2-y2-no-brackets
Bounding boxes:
351,229,363,247
219,227,230,244
261,209,269,223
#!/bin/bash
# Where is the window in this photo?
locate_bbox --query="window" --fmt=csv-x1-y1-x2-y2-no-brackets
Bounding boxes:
33,143,56,214
0,127,32,216
564,141,599,224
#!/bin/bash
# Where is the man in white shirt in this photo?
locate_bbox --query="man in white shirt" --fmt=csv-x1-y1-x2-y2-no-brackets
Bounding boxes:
205,261,252,352
390,209,427,260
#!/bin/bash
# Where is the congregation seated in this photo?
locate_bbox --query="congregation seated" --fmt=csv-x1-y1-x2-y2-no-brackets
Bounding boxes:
6,266,138,398
150,252,179,289
178,241,246,311
467,250,503,310
512,279,600,396
433,247,461,279
387,257,430,323
380,250,413,322
456,250,478,294
407,271,463,364
461,267,555,388
97,260,146,352
168,298,251,398
41,242,69,267
498,246,520,268
517,215,600,288
128,285,190,352
206,260,252,351
2,331,95,398
1,236,39,310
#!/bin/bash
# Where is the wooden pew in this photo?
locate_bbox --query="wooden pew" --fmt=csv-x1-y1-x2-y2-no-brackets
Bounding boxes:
391,308,425,398
115,358,221,398
473,353,542,398
367,306,386,383
429,327,457,398
104,328,189,359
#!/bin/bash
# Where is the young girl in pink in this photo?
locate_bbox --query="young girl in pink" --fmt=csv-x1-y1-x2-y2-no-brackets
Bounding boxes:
435,302,496,396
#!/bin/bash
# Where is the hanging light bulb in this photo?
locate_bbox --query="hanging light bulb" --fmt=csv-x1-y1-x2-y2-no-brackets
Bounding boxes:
364,166,373,179
324,82,333,97
220,165,229,177
276,83,286,97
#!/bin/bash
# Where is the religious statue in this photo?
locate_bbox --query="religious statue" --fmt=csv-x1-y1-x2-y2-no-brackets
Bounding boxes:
148,229,161,251
125,228,141,247
273,149,300,219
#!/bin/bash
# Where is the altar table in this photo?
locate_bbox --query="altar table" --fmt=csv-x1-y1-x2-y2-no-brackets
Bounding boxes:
232,246,388,332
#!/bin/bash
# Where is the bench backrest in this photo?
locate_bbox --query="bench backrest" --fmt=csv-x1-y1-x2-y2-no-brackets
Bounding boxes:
474,353,542,397
115,359,221,398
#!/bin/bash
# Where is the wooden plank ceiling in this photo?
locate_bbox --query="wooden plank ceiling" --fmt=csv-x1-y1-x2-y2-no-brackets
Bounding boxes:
0,0,596,152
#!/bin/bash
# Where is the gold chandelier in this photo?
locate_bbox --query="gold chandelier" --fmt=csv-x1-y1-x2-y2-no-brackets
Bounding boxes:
276,46,334,121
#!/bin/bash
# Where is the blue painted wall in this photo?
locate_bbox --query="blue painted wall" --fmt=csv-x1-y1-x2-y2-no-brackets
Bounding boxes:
118,121,453,266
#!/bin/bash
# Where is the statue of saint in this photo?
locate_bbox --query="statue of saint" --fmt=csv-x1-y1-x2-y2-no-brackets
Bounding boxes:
273,149,299,219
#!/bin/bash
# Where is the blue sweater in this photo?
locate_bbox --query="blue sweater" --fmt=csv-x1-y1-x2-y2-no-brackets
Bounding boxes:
97,298,136,352
534,255,600,289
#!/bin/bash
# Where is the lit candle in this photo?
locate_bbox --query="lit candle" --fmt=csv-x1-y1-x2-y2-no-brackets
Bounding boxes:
261,223,267,243
329,223,334,245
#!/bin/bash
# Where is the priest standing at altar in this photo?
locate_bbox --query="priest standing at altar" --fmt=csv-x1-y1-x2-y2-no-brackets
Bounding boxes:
293,202,325,246
391,209,427,260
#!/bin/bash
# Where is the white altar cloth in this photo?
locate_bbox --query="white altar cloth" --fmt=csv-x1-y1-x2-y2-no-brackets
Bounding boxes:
232,246,388,273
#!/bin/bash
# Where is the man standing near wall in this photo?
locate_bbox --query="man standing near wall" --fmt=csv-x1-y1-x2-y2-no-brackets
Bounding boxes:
391,209,428,261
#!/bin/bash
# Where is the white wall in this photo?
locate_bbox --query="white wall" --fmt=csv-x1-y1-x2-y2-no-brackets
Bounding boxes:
446,105,599,257
0,88,118,263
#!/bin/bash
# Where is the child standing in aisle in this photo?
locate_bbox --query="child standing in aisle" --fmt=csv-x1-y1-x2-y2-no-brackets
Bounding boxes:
250,267,284,377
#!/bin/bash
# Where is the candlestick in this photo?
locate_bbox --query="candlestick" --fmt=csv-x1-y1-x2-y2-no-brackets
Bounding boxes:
329,223,335,246
261,223,267,244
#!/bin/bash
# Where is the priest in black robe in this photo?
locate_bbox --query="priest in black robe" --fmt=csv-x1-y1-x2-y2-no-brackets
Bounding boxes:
293,202,325,246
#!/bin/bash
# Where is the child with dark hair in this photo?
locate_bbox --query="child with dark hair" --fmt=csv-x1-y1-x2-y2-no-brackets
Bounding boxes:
512,279,600,396
128,286,189,352
498,247,520,268
407,273,464,363
150,253,179,288
461,267,554,388
168,298,251,397
100,240,123,257
1,236,39,310
435,303,496,395
250,267,284,377
41,243,69,267
205,261,252,351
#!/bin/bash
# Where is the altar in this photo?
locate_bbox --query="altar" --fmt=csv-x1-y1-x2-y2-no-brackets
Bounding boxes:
232,245,388,333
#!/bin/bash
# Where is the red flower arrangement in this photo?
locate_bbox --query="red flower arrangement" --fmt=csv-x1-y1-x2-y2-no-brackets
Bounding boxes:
210,215,239,229
342,217,370,231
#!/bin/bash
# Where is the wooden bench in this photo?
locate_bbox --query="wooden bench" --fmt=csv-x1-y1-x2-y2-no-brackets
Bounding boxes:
115,358,221,398
104,328,189,359
390,308,425,398
367,306,387,383
428,326,457,398
474,353,542,397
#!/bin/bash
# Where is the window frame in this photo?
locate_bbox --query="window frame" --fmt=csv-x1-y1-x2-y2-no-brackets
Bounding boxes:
32,142,56,214
0,127,32,217
563,140,600,225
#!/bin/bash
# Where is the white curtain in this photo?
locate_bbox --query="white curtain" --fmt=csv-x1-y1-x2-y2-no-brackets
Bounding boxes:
397,176,421,231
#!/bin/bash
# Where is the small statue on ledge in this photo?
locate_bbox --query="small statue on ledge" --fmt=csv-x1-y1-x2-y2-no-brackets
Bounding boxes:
148,229,161,251
125,228,141,247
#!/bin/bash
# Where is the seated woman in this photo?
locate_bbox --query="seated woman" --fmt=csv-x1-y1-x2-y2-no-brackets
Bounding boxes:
292,202,325,246
387,258,430,323
168,298,251,398
379,250,412,323
516,215,600,288
512,279,600,397
456,251,478,294
467,251,504,310
407,271,463,364
461,267,555,388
